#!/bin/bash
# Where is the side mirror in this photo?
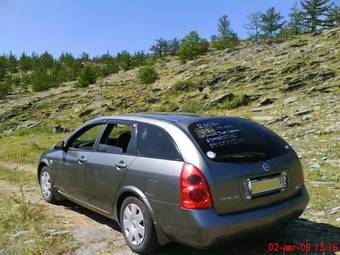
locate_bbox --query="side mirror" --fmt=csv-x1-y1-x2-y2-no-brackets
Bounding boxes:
54,140,65,150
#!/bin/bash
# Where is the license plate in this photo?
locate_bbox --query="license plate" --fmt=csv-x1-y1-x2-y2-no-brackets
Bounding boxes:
250,175,287,195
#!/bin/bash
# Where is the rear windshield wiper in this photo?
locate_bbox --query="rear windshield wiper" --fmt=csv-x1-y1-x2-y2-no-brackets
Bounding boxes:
216,152,267,161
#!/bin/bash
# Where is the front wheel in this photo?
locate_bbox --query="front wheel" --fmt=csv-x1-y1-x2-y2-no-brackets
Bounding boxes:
120,196,159,254
39,166,58,203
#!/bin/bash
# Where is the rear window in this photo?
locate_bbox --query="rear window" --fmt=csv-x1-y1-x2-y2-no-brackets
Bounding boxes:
189,118,289,162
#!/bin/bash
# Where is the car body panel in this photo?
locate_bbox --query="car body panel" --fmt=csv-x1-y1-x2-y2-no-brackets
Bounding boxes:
38,113,309,248
85,152,136,212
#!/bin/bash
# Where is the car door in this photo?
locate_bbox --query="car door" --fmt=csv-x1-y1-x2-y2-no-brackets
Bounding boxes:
85,120,137,213
55,122,106,202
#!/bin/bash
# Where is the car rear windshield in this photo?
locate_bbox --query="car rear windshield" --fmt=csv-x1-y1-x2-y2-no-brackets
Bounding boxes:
188,118,289,162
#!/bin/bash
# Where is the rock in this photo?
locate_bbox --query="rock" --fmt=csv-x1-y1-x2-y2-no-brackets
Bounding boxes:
310,162,321,169
329,206,340,215
303,70,335,81
201,94,208,100
54,124,71,134
258,97,274,106
325,123,340,133
302,114,313,121
265,115,288,125
209,92,235,105
283,96,297,104
284,120,302,127
12,230,31,238
48,229,70,237
79,108,94,118
227,75,245,84
280,62,304,74
294,108,313,116
144,96,159,104
281,77,304,91
249,74,261,81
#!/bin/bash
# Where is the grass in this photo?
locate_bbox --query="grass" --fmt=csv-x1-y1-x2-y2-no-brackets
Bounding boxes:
0,126,66,164
0,166,37,187
0,189,75,255
179,98,207,113
216,94,249,110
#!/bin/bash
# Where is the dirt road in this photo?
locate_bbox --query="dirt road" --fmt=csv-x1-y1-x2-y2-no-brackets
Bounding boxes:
0,161,339,255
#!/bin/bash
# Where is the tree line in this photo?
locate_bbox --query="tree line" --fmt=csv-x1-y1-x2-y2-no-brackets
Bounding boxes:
0,0,339,97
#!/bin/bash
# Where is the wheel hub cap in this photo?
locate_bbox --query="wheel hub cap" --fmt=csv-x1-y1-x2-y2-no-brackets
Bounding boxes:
123,203,145,245
40,171,51,199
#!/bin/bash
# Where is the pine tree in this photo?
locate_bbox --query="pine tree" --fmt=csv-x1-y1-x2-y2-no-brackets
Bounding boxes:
78,65,97,87
38,51,55,69
260,7,286,38
325,4,340,27
0,75,12,97
116,50,132,71
0,55,7,81
211,15,238,49
288,2,305,35
132,51,147,67
19,53,33,71
32,68,53,92
168,38,180,55
300,0,333,32
243,11,262,41
150,38,169,57
177,31,209,63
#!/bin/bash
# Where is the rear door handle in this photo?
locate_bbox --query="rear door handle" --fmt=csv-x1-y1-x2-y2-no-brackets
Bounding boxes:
78,156,87,164
115,161,127,170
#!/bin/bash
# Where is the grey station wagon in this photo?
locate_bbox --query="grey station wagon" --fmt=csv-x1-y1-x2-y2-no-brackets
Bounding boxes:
38,113,309,254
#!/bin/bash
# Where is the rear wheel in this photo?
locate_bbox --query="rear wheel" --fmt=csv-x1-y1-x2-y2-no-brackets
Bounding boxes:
39,166,58,203
120,196,159,254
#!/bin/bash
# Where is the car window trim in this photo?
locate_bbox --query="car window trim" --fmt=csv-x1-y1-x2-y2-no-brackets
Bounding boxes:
93,119,137,156
66,121,107,152
135,122,183,161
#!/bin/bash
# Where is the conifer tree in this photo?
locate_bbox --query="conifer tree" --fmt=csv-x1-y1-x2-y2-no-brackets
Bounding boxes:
300,0,333,32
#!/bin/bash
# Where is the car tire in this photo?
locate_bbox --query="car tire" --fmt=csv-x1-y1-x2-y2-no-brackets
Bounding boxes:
39,166,59,204
120,196,159,254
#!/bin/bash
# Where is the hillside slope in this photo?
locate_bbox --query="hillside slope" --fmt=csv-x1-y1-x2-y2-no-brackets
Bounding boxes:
0,27,339,232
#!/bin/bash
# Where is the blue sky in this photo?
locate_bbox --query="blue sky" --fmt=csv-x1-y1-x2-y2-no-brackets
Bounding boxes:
1,0,339,57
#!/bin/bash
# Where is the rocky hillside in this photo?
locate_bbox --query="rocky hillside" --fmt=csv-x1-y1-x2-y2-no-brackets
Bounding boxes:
0,27,339,229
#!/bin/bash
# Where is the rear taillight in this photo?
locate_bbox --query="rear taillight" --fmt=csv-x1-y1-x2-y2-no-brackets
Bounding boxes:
180,162,212,209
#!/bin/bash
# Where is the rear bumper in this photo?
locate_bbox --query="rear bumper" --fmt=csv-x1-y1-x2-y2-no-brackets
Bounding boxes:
151,186,309,248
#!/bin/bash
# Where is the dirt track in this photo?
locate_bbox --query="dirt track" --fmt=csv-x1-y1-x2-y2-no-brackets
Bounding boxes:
0,161,339,255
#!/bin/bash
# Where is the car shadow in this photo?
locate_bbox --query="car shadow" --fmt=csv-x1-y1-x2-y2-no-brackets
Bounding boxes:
61,199,121,232
61,200,340,255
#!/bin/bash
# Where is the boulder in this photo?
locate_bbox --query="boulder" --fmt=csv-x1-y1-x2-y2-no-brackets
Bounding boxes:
54,124,71,134
144,96,159,104
258,97,275,106
209,92,235,105
281,77,305,91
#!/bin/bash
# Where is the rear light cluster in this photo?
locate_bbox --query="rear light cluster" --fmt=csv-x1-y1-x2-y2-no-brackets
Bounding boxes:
180,162,212,209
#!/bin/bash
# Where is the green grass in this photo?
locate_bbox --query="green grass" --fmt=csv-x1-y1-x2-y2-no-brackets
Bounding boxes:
0,190,75,255
179,98,207,113
0,166,37,187
0,127,66,164
216,94,249,110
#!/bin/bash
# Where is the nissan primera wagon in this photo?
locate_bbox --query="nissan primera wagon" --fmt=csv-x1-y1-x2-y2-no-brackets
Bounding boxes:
38,113,309,254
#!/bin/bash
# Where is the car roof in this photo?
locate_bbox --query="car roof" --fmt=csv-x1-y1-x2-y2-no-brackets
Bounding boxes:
125,113,214,123
93,113,218,127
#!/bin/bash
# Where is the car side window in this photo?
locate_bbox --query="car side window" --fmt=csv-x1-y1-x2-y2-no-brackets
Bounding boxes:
98,124,134,154
69,124,105,151
137,123,181,160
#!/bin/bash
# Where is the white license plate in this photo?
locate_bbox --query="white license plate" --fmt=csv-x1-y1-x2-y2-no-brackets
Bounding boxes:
250,175,287,195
